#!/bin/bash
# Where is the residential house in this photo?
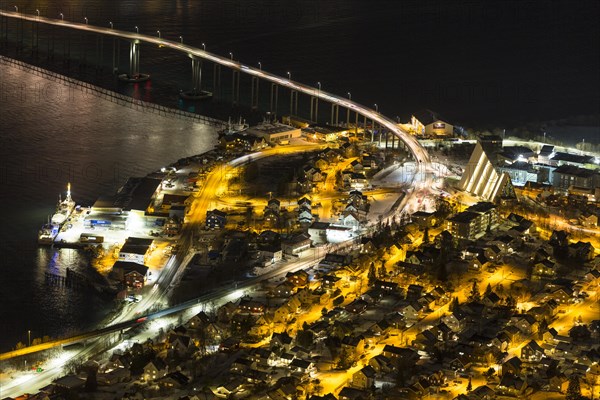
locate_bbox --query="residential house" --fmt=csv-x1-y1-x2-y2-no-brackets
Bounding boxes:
143,358,168,381
206,209,226,229
521,340,545,362
352,366,376,390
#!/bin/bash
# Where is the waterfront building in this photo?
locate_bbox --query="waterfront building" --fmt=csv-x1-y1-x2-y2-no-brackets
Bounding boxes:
118,237,154,264
409,109,454,137
245,121,301,143
112,261,149,289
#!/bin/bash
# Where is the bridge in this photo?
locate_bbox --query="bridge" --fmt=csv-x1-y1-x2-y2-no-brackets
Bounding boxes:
0,9,430,167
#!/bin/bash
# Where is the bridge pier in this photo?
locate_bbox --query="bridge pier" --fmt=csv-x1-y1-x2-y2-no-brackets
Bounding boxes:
119,40,149,82
250,76,259,109
270,83,279,114
95,35,104,73
309,96,319,123
111,38,119,74
31,19,39,58
232,69,240,105
330,104,339,126
180,56,212,100
213,63,221,95
62,29,71,67
290,90,298,116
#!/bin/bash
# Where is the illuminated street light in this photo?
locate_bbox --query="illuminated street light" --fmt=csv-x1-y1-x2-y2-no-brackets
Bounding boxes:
135,26,139,33
229,52,233,60
258,61,262,70
109,21,113,29
202,43,206,51
287,71,291,81
13,5,18,12
28,330,31,347
347,92,351,101
157,30,161,38
60,13,64,20
179,36,183,44
84,17,88,24
374,103,379,112
317,82,321,91
36,9,39,17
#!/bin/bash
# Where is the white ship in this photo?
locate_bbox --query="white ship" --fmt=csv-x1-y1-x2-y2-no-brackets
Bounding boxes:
220,116,249,135
38,183,76,245
51,183,75,225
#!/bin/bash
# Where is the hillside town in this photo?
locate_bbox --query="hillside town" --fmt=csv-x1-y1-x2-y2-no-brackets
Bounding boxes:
6,110,600,400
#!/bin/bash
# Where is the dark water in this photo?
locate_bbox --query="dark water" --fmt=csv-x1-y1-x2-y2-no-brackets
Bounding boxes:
0,0,599,351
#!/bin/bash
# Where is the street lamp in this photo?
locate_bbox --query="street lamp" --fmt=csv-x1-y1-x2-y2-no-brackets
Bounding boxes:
109,21,113,29
287,71,291,81
258,61,262,70
179,36,183,44
317,82,321,91
28,330,31,347
202,43,206,51
157,30,161,38
347,92,351,101
229,52,233,60
13,5,17,13
374,103,379,112
84,17,88,24
59,13,64,20
36,9,40,17
135,26,139,34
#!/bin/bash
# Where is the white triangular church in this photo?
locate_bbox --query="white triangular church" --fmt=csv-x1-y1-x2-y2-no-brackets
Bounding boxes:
458,142,514,202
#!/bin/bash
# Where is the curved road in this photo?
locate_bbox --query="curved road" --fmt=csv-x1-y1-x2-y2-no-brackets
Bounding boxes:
0,10,430,167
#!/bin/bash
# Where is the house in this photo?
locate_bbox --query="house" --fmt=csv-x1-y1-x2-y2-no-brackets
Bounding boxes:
258,244,283,264
321,275,342,290
501,357,522,377
158,371,189,389
271,332,293,352
267,198,281,213
510,314,538,335
443,310,469,332
289,359,315,375
381,345,419,365
206,209,226,229
345,299,368,314
341,335,366,356
143,358,168,381
533,259,557,278
568,241,595,261
167,334,195,355
281,233,312,256
273,281,295,298
112,261,149,289
263,208,280,228
374,280,398,292
338,387,372,400
286,270,309,288
298,206,314,224
352,366,376,390
410,109,454,137
521,340,545,362
298,197,312,210
497,374,528,397
411,211,436,227
238,299,266,315
118,237,154,264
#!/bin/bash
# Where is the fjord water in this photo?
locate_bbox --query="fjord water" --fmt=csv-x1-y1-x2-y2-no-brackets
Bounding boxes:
0,0,598,351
